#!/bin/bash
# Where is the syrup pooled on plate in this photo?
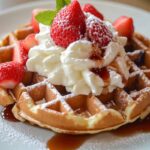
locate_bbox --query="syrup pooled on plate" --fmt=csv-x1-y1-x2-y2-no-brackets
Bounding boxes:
1,104,18,122
47,116,150,150
47,134,90,150
112,115,150,136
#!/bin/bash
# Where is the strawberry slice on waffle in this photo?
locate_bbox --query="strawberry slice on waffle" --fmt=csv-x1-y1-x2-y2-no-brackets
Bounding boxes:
0,61,24,89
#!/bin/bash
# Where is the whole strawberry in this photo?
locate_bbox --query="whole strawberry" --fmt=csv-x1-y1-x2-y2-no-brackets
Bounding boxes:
86,16,113,48
50,0,86,48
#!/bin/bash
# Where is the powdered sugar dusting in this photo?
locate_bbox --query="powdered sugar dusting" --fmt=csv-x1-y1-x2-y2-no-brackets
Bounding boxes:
86,14,113,48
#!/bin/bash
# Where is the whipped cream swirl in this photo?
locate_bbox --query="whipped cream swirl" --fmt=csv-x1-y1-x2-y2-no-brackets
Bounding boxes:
27,21,129,95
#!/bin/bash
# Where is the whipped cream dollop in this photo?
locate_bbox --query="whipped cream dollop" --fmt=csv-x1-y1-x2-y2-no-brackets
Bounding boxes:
27,18,129,95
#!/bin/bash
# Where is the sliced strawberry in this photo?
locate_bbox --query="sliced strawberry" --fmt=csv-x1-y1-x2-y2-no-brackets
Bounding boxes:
82,4,104,20
0,62,24,89
31,9,45,33
86,16,113,48
22,34,38,53
13,41,28,65
50,0,86,48
113,16,134,38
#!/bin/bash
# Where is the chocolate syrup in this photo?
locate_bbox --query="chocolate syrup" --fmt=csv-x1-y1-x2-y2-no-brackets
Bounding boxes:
1,104,18,122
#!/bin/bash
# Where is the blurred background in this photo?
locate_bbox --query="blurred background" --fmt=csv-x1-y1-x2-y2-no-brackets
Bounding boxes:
0,0,150,11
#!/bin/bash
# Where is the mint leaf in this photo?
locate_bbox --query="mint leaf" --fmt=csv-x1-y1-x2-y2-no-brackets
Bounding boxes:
56,0,71,11
64,0,71,5
35,10,57,25
56,0,66,11
35,0,71,25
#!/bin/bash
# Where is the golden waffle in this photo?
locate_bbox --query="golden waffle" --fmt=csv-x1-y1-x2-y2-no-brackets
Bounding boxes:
0,25,150,134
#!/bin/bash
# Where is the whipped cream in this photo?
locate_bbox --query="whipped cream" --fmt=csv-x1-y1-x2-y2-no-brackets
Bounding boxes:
27,18,129,95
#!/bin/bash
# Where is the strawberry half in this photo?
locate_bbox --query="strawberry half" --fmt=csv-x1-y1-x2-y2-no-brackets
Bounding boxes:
113,16,134,38
83,4,104,20
50,0,86,48
86,16,113,48
13,41,28,65
22,34,38,53
31,9,45,33
0,62,24,89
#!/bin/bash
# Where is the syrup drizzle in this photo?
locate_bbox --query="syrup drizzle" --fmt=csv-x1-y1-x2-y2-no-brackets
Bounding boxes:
112,115,150,136
91,67,110,80
47,134,90,150
47,116,150,150
90,51,102,60
1,104,18,122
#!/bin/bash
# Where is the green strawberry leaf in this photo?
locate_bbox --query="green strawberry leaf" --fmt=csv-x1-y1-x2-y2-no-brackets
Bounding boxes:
35,10,57,25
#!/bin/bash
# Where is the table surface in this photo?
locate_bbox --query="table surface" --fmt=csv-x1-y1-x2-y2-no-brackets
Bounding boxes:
0,0,150,12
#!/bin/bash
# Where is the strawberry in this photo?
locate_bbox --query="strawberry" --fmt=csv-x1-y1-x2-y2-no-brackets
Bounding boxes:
13,41,28,65
86,16,113,48
113,16,134,38
22,34,38,53
31,9,45,33
50,0,86,48
83,4,104,20
0,62,24,89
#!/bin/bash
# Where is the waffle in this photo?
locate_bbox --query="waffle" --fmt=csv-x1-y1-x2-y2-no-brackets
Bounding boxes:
0,24,150,134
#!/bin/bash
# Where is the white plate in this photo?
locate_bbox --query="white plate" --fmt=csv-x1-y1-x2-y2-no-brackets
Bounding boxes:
0,1,150,150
